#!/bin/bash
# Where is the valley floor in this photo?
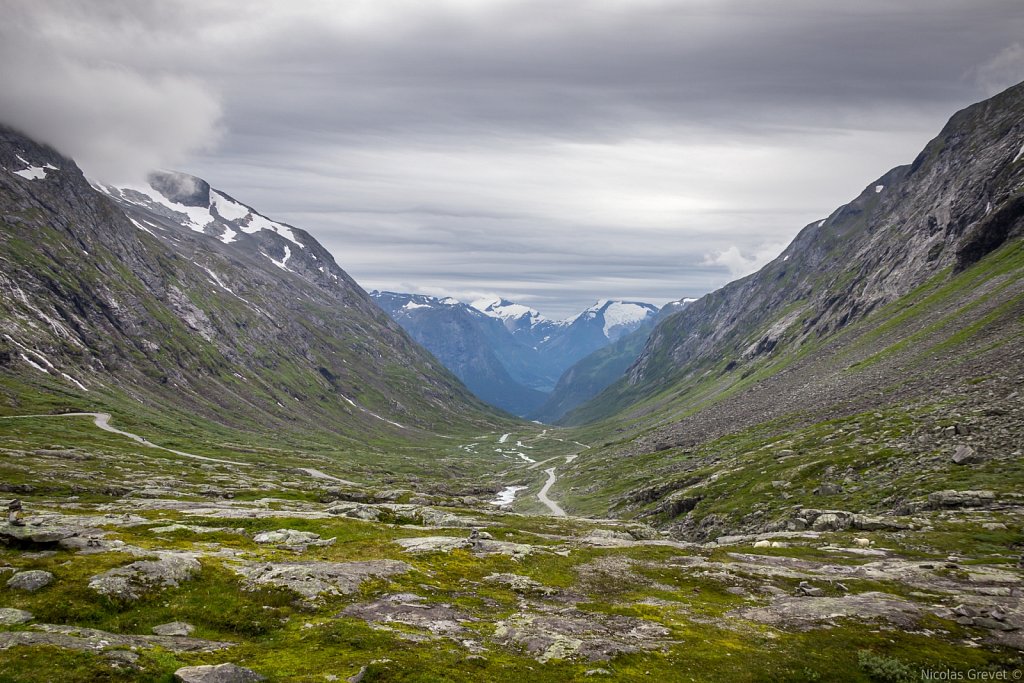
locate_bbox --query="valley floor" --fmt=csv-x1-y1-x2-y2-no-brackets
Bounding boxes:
0,413,1022,681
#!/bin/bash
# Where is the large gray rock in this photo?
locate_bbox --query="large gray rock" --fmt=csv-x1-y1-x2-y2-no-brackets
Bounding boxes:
951,446,986,465
494,608,672,663
173,663,265,682
234,560,411,600
0,608,33,625
340,593,476,637
810,511,854,532
6,570,53,592
732,591,923,629
252,529,335,549
928,490,997,509
89,555,200,600
152,621,195,636
0,523,79,547
0,623,231,653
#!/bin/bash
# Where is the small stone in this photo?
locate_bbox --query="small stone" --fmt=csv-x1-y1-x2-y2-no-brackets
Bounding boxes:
0,608,34,625
173,663,266,683
585,669,612,677
953,604,976,618
153,621,195,636
6,570,53,592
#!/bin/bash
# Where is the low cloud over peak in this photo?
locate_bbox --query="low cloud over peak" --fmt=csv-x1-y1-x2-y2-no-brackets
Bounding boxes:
3,0,1022,315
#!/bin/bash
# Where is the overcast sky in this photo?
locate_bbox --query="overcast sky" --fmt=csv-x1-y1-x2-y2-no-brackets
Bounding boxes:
3,1,1023,317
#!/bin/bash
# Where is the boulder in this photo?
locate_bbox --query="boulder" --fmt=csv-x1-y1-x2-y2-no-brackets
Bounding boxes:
252,529,335,549
0,608,33,625
484,573,557,597
234,560,410,600
89,555,200,600
174,664,266,683
810,512,853,532
927,490,997,509
6,570,53,592
951,445,985,465
153,621,195,636
0,523,79,548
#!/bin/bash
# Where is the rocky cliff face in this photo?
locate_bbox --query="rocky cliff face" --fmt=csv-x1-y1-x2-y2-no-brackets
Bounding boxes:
0,126,498,441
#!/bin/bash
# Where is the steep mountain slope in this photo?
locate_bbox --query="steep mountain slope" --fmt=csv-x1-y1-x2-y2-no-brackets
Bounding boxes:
549,82,1024,537
0,125,501,445
571,82,1024,428
371,291,548,415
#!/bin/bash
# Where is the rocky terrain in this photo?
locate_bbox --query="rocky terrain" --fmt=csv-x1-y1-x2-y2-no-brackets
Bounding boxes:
1,414,1022,681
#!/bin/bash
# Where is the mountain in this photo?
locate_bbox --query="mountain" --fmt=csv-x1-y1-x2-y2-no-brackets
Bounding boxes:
469,297,563,348
554,82,1024,539
372,292,659,417
371,291,548,415
532,299,692,422
0,126,501,444
570,82,1024,429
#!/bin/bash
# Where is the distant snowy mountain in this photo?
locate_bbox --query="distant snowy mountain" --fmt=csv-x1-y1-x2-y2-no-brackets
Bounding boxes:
565,300,659,341
373,292,551,415
373,292,662,418
470,297,564,347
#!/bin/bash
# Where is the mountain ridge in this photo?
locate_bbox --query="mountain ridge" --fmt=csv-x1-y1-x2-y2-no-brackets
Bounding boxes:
372,290,659,416
0,127,503,446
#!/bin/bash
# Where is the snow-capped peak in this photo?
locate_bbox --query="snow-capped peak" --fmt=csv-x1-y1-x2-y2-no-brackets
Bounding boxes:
471,297,549,324
94,172,306,253
564,299,658,338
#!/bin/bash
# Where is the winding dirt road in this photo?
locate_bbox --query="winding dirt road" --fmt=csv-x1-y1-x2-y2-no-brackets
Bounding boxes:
537,467,566,516
0,412,244,465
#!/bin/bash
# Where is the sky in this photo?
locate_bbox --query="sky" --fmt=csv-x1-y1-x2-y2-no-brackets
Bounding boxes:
2,1,1024,318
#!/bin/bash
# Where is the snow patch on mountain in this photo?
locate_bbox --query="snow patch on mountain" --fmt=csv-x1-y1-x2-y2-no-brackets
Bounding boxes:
211,190,250,221
600,301,656,337
471,297,549,324
267,245,292,271
241,211,303,248
10,155,58,181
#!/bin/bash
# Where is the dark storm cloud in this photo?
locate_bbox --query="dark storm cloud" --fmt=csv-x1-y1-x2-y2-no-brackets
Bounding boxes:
3,1,1023,316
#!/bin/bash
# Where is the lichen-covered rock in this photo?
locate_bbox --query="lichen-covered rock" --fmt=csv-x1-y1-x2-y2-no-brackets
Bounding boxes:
234,560,411,600
339,593,476,637
484,573,557,597
0,524,79,547
0,608,33,625
153,621,195,636
89,555,200,600
731,591,923,629
0,623,231,653
6,570,53,592
928,490,997,509
394,536,472,553
173,663,266,683
494,608,671,663
252,528,335,549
